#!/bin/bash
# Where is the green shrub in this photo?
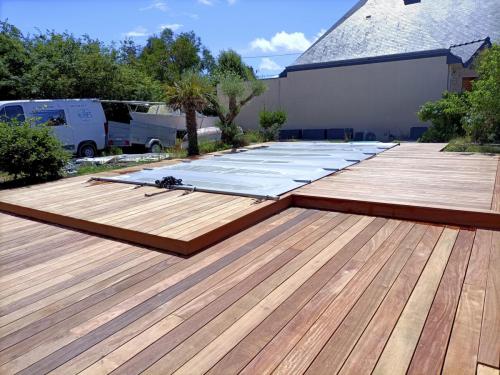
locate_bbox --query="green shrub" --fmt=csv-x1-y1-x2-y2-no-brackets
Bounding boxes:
445,137,500,154
104,146,123,156
0,120,70,181
417,92,468,142
463,45,500,143
216,121,245,147
259,109,287,141
243,130,266,144
198,141,231,154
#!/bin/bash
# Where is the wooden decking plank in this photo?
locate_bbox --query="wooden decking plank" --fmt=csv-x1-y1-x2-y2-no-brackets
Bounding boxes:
171,216,377,375
0,244,142,300
0,242,142,297
54,245,304,375
295,143,499,213
478,364,500,375
51,210,332,375
339,225,443,375
0,236,106,275
111,214,364,375
144,218,389,375
237,220,409,375
272,223,426,375
407,229,475,374
207,217,390,375
0,253,173,350
478,230,500,369
5,210,315,374
442,230,494,375
306,224,430,375
94,249,301,375
0,248,145,315
491,159,500,212
173,212,334,320
372,227,459,375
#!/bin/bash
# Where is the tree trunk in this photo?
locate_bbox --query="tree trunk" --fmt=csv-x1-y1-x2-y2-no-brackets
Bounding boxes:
185,106,199,156
227,95,238,125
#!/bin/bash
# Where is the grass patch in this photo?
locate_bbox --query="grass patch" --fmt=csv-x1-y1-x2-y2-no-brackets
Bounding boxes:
199,141,232,154
444,137,500,154
76,163,137,176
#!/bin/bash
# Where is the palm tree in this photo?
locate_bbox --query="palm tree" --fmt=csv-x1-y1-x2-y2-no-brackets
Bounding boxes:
165,71,213,156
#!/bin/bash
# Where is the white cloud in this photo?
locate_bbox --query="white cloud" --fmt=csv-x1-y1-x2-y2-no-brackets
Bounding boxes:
140,0,168,12
259,58,282,72
123,26,149,38
198,0,214,5
227,0,237,4
250,31,312,53
250,29,327,53
160,23,183,31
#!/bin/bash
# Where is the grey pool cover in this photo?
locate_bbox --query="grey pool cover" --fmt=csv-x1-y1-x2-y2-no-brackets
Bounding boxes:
99,142,397,199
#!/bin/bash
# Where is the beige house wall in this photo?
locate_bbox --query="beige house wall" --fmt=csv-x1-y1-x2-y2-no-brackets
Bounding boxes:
237,55,450,140
448,63,478,92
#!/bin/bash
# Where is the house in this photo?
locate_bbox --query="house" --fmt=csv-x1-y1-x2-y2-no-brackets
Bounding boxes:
237,0,500,141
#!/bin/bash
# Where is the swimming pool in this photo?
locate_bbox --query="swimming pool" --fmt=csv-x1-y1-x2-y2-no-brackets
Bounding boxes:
96,142,397,199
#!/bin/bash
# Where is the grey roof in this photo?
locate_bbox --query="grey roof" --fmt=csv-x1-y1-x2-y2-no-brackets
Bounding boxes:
293,0,500,67
450,39,490,66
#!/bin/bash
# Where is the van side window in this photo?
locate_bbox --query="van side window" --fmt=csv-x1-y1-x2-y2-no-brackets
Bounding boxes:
33,109,67,126
0,105,25,122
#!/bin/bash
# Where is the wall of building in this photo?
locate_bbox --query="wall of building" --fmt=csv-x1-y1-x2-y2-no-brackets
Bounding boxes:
237,55,449,140
448,63,478,92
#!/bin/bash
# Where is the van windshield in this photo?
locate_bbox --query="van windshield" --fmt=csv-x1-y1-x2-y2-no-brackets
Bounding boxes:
0,105,25,122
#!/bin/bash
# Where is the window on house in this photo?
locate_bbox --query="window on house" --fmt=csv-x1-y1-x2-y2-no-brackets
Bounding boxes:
0,105,25,122
462,77,476,92
33,109,67,126
404,0,421,4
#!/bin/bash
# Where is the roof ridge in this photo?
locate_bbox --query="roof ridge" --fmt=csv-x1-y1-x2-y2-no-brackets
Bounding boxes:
449,38,489,48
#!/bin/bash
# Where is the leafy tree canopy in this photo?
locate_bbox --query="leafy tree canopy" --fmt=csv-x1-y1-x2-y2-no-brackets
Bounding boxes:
0,20,214,101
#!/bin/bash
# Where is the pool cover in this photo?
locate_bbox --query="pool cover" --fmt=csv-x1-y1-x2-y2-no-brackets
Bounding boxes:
98,142,397,199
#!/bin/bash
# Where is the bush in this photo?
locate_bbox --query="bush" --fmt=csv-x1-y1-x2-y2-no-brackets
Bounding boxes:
198,140,231,154
417,92,468,142
445,137,500,154
243,130,266,144
0,120,70,181
259,109,287,141
104,146,123,156
216,121,245,147
463,45,500,143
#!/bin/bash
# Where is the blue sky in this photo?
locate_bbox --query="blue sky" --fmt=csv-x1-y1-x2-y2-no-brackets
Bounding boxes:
0,0,357,77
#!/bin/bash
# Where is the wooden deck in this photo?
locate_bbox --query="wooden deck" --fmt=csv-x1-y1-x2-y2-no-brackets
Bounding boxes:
0,209,498,375
0,173,284,255
1,143,500,256
296,143,500,213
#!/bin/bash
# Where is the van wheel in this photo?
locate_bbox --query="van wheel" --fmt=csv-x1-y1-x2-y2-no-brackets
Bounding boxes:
148,142,162,153
79,143,96,158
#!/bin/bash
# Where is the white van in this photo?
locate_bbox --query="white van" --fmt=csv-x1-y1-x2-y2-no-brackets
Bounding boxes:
0,99,107,157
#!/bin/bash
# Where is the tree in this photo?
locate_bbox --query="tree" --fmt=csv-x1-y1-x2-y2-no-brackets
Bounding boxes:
209,50,266,144
165,71,213,156
138,28,214,84
464,44,500,143
0,20,205,102
259,109,287,141
0,21,30,99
